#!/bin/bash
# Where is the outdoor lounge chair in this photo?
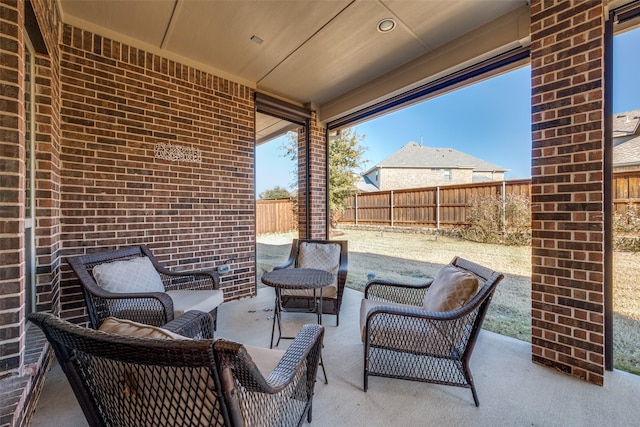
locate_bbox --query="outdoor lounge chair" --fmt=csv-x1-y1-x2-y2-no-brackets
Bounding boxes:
273,239,348,326
67,245,224,330
360,256,503,406
29,310,324,427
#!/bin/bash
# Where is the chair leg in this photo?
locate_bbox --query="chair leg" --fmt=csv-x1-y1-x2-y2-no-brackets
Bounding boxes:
363,333,369,391
307,400,313,423
465,359,480,406
336,312,339,327
471,386,480,407
270,291,280,349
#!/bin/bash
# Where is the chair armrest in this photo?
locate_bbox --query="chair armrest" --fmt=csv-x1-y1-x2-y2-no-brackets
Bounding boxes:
273,258,294,270
140,245,221,291
162,310,215,339
87,290,174,328
336,252,348,289
365,303,458,323
88,286,173,308
215,324,324,394
364,278,433,306
160,269,221,291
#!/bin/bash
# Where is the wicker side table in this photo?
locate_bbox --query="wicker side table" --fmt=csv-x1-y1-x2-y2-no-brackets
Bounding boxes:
262,267,333,383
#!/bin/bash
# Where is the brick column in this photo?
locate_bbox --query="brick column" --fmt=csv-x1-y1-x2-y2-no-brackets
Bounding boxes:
0,0,25,379
308,112,328,239
530,1,607,385
297,124,308,238
297,111,328,239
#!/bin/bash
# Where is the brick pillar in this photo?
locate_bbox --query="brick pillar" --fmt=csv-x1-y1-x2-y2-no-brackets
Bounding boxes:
297,124,308,238
530,1,606,385
297,111,328,239
308,112,328,239
0,0,25,379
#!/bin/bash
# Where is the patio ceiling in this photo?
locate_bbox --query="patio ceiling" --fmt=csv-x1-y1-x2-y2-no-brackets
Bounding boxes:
59,0,530,142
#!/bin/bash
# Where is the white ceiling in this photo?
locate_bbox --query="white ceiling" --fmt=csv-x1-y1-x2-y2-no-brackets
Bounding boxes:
59,0,529,143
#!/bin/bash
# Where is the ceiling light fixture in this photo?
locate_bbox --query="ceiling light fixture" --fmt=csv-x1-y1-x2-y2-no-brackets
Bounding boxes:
250,35,264,45
377,18,396,33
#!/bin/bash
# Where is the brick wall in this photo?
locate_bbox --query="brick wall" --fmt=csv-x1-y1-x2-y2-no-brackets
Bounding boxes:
31,0,62,318
0,0,26,382
58,24,257,323
530,0,606,385
308,111,328,238
295,112,327,239
1,0,62,425
297,124,308,238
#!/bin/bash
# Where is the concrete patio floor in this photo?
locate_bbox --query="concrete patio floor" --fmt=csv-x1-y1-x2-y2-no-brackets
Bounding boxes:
31,287,640,426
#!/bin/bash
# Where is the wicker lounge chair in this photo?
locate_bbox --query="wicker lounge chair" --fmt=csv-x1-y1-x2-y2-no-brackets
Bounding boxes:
360,256,503,406
273,239,348,325
67,245,224,330
29,311,324,427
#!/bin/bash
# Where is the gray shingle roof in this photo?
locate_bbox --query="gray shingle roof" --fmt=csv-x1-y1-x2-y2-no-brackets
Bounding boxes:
613,135,640,167
613,110,640,138
371,141,507,172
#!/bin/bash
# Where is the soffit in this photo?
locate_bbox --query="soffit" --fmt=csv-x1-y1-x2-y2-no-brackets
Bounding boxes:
60,0,527,108
59,0,529,143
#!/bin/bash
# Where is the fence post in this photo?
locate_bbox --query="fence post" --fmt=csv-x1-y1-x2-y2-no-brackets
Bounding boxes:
390,190,394,227
502,180,506,234
436,186,440,230
355,192,358,225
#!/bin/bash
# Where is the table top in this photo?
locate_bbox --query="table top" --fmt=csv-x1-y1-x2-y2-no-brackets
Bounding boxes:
261,268,333,290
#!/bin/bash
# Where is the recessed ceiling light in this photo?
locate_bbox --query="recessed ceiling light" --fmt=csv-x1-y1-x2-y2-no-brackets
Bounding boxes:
377,18,396,33
250,35,264,45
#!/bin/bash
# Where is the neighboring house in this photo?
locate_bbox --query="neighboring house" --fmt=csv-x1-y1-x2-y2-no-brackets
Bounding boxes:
613,110,640,173
361,141,508,191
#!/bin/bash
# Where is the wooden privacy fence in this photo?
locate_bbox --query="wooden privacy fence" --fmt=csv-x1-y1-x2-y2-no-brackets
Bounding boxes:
336,171,640,229
256,199,297,234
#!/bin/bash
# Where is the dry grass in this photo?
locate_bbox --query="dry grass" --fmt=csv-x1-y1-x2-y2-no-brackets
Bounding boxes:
257,229,640,374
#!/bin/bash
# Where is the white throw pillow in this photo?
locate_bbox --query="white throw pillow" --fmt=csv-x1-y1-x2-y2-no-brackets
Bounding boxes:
93,256,165,293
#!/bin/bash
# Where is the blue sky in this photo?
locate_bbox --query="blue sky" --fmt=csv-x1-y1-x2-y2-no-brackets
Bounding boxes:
256,27,640,197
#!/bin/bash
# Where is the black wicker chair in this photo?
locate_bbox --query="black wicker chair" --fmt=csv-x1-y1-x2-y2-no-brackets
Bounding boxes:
29,311,324,427
360,257,504,406
273,239,348,326
67,245,223,330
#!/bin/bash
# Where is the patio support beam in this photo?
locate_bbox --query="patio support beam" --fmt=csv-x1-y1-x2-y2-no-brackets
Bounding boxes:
530,0,608,385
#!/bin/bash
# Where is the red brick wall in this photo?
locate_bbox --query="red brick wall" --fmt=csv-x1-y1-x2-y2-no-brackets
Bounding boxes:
296,112,328,239
308,112,328,238
530,0,606,385
0,0,26,381
58,25,257,323
297,124,308,238
32,0,63,319
1,0,62,424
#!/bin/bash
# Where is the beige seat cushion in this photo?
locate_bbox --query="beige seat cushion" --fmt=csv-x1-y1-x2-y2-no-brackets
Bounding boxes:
93,256,165,293
423,265,479,312
166,289,224,317
360,297,419,342
282,242,340,298
242,344,286,377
